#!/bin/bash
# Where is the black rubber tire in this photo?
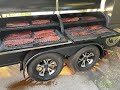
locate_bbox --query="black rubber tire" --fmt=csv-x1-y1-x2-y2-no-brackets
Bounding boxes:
68,45,100,71
27,53,64,81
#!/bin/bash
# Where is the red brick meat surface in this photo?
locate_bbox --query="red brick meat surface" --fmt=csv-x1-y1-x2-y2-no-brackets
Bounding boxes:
66,26,84,30
4,38,34,47
71,31,91,36
85,25,111,34
36,36,60,43
34,29,61,43
86,25,103,30
34,32,56,39
4,31,32,41
81,16,97,20
32,20,50,25
92,28,111,34
33,29,56,39
6,21,30,28
62,17,80,22
3,31,33,47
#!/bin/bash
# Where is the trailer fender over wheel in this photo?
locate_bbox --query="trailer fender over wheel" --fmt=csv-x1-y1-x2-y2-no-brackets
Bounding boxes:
27,53,64,81
68,45,100,71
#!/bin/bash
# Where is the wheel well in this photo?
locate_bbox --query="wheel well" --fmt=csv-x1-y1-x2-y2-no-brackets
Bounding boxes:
94,45,104,59
21,50,63,70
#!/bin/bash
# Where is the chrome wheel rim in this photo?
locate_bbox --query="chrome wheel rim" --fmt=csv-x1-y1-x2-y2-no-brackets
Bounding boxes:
78,52,95,68
36,59,57,77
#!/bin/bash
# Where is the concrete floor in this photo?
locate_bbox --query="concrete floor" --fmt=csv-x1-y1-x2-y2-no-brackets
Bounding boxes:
0,47,120,90
0,65,99,90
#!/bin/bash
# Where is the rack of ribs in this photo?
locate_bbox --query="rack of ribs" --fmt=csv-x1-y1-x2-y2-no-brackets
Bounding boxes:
6,21,30,28
81,16,97,20
3,31,34,47
4,31,32,41
4,38,34,47
71,31,91,36
36,36,60,43
33,29,57,39
34,29,61,43
92,28,111,34
86,25,103,30
66,26,84,30
32,19,50,25
62,17,80,22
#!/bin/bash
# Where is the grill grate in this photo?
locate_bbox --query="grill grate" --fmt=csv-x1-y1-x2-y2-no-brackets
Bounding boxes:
61,16,104,25
2,31,35,51
0,21,58,32
31,19,51,25
0,15,59,32
34,29,67,46
1,29,67,51
62,16,98,23
65,25,117,41
62,17,80,23
65,30,97,41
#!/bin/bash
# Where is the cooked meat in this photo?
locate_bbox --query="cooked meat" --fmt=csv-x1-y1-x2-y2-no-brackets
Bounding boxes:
71,31,91,36
32,20,50,25
33,29,55,38
36,36,60,43
66,26,84,31
4,31,32,40
93,28,111,34
6,21,30,28
81,16,97,20
4,38,34,47
86,25,103,30
62,17,80,22
34,29,61,43
34,32,56,39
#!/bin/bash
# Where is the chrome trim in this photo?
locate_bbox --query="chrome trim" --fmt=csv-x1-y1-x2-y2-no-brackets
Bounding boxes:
31,11,54,16
78,52,94,67
100,0,106,11
36,59,57,76
1,8,105,18
56,0,59,11
1,11,54,18
101,12,110,26
59,9,99,14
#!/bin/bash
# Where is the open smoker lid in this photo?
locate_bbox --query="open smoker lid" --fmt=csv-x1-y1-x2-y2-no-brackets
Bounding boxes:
59,0,101,10
0,0,101,14
0,0,56,14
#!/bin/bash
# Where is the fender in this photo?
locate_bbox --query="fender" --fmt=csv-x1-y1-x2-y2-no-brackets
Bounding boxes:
22,51,47,78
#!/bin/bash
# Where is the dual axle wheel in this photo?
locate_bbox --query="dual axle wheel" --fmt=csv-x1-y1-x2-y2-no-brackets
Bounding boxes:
68,46,100,71
27,46,100,81
27,53,64,81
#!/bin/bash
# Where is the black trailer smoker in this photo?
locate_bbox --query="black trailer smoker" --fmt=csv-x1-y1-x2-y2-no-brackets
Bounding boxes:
0,0,119,81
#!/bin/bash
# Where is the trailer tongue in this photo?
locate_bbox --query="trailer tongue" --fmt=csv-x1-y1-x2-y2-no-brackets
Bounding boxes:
0,0,119,82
